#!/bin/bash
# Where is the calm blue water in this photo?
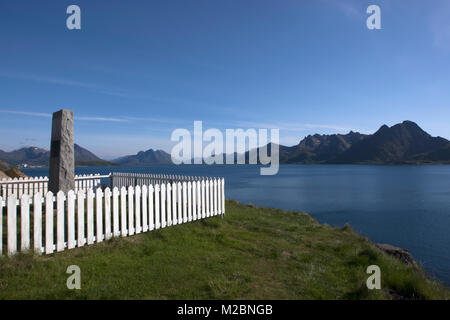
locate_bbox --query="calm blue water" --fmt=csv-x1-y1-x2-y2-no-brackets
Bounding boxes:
23,164,450,287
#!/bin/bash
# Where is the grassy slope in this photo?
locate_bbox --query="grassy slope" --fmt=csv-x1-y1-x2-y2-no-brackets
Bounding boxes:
0,200,448,300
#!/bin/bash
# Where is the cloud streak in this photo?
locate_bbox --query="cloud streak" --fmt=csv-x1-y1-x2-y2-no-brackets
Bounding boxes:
0,71,132,98
0,110,129,122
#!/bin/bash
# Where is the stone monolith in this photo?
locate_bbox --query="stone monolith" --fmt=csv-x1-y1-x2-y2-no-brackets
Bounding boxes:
49,109,75,193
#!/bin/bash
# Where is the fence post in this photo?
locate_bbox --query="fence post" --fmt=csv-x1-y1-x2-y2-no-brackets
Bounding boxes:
166,183,172,227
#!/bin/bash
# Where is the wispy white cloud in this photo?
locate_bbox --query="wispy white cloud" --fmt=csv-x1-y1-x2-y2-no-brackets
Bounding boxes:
0,110,129,122
428,1,450,53
0,110,52,118
0,71,132,98
320,0,362,20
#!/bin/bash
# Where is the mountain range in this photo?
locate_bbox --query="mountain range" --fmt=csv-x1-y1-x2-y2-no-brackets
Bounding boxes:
0,144,115,167
113,149,172,166
1,121,449,167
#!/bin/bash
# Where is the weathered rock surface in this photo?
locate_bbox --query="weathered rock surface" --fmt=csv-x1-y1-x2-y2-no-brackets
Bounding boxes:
49,109,75,193
375,243,416,265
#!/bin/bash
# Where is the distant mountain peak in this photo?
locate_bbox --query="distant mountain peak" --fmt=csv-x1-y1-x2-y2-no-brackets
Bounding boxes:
113,148,172,166
0,144,113,167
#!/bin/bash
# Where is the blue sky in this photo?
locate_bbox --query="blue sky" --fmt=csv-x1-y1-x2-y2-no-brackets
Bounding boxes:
0,0,449,159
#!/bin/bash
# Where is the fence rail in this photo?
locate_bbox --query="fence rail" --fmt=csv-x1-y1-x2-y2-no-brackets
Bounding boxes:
0,177,225,256
0,174,106,199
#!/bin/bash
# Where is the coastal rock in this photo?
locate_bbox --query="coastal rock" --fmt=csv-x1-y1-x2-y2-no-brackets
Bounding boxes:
0,170,9,179
5,167,27,179
375,243,416,265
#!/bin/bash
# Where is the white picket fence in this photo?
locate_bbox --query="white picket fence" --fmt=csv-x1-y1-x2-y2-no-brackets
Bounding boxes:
0,177,225,256
110,172,217,189
0,174,106,199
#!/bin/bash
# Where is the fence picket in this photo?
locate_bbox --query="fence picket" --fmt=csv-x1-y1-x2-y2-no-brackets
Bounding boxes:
192,181,197,221
210,180,214,217
161,184,166,228
20,194,30,251
135,186,141,234
128,186,135,235
187,182,192,222
182,182,187,223
214,179,218,216
172,183,177,225
67,190,76,249
155,185,160,229
167,184,172,227
120,187,127,237
142,185,148,232
0,196,3,255
96,188,103,243
197,181,201,219
45,191,54,254
105,187,112,240
33,192,42,254
205,180,210,217
7,194,17,255
87,189,94,245
112,187,120,237
201,180,205,219
77,190,85,247
149,185,154,231
56,191,65,252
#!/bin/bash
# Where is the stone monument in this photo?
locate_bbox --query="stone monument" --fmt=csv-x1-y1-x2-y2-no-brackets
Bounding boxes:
49,109,75,193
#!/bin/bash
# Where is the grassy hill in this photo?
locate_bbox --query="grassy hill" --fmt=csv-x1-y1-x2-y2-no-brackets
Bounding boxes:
0,200,448,299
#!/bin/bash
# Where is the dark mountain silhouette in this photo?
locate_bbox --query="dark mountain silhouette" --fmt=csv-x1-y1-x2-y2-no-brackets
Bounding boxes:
195,121,450,165
0,146,48,166
114,149,172,166
73,144,116,166
283,131,367,163
0,144,114,167
329,121,450,164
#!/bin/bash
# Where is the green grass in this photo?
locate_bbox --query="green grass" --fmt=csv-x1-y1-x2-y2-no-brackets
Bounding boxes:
0,200,448,300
